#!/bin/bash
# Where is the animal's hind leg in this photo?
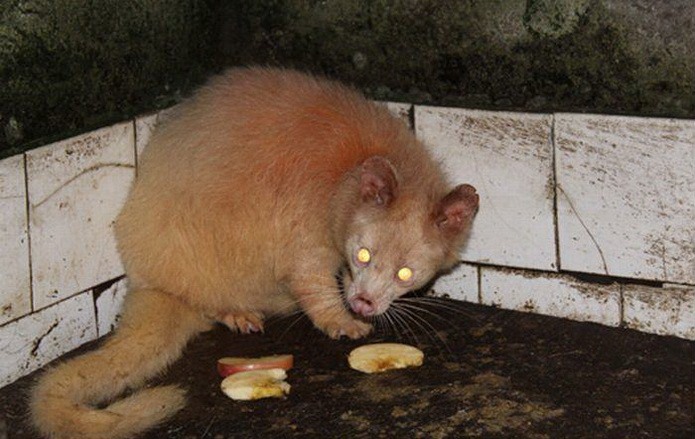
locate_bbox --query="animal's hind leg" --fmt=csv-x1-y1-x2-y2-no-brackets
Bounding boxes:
219,310,265,333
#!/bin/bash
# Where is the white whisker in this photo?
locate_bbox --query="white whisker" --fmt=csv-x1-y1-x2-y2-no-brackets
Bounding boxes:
391,303,452,354
387,306,422,346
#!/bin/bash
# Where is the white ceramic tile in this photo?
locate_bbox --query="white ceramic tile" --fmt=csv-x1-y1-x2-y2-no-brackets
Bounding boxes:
135,113,158,158
623,284,695,340
415,107,556,271
0,292,96,387
431,263,479,303
95,278,128,337
26,122,136,309
480,267,621,327
0,154,31,325
555,114,695,284
384,102,412,128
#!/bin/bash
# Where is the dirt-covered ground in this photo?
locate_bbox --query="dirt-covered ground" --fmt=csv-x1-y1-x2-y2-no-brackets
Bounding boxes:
1,300,693,438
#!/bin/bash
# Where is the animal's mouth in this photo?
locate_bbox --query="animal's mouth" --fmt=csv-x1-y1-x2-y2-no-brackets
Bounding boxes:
337,265,378,318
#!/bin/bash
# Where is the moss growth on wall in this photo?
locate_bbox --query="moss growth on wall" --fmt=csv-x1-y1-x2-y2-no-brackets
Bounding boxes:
0,0,220,157
1,0,693,158
220,0,693,117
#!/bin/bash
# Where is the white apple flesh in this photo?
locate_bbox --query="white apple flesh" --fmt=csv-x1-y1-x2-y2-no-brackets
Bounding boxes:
220,368,291,400
348,343,424,373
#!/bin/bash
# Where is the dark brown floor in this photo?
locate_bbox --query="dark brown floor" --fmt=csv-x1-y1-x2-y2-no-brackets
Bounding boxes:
1,300,693,438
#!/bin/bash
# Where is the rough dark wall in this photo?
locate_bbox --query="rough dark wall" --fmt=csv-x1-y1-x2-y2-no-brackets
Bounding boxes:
0,0,220,158
220,0,694,117
1,0,693,158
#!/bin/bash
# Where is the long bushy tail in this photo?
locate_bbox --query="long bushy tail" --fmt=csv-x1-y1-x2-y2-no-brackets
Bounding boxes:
30,288,211,439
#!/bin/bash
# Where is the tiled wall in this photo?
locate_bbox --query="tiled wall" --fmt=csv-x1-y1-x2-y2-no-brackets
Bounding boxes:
1,104,693,388
0,114,155,387
423,107,695,340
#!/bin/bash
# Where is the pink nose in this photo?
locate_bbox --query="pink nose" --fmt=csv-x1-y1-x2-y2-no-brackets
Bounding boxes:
350,294,376,317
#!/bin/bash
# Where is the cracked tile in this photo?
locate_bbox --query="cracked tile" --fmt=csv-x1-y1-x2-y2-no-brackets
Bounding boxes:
0,155,31,325
26,122,136,309
431,263,479,303
555,114,695,284
415,107,556,270
480,267,621,327
623,284,695,340
0,292,96,387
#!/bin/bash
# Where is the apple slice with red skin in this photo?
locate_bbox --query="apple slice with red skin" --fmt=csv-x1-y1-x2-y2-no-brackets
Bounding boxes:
217,354,294,377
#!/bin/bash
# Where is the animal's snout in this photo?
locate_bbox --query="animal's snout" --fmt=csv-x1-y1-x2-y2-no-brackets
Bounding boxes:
349,294,376,317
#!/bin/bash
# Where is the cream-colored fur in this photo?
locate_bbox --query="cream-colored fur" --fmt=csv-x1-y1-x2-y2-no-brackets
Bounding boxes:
31,288,210,438
30,68,478,438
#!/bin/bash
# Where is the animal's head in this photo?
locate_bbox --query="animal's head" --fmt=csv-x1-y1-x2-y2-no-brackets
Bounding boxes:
343,156,479,317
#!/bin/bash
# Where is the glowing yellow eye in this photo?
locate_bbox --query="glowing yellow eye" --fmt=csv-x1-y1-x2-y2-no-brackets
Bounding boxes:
357,248,371,264
397,267,413,282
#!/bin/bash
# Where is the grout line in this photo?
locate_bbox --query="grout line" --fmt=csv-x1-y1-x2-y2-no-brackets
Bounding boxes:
23,274,125,323
0,276,127,329
550,114,562,272
0,290,86,329
92,290,100,335
22,153,35,313
132,119,139,176
461,260,665,287
408,103,415,132
618,284,625,328
477,265,483,304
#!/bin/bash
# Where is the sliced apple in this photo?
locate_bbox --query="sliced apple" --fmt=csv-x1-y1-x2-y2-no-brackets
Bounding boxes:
220,368,291,400
217,354,294,377
348,343,424,374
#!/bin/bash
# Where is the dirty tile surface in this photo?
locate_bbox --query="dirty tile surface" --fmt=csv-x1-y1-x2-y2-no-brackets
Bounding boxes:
1,301,692,438
415,107,556,271
623,284,695,340
95,278,128,338
26,122,136,309
481,267,621,327
384,101,412,128
135,113,159,158
432,263,479,303
0,292,96,387
0,155,31,325
555,114,695,284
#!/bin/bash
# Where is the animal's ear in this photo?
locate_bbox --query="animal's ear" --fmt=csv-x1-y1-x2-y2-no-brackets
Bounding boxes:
359,156,399,206
433,184,479,236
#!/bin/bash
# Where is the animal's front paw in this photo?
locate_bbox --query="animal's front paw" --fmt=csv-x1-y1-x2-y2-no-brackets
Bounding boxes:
219,311,265,334
321,317,373,340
